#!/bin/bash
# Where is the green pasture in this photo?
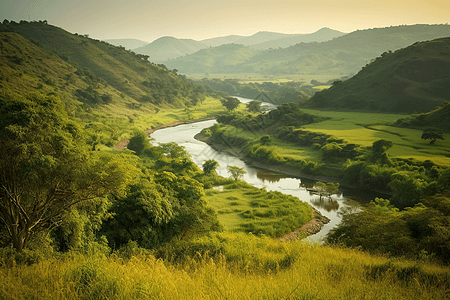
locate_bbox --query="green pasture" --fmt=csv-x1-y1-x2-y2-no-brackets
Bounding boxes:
218,125,319,162
205,181,313,237
301,109,450,166
132,96,225,131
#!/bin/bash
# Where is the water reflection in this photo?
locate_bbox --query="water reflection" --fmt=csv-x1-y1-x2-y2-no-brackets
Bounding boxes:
256,170,288,183
310,197,340,212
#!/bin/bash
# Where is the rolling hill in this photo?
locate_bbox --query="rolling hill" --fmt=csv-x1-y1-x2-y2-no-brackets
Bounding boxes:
103,38,149,50
166,24,450,76
132,28,345,64
303,37,450,114
0,20,205,119
166,44,259,74
132,36,208,63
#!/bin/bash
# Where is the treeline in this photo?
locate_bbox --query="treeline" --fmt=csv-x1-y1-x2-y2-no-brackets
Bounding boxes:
195,78,318,104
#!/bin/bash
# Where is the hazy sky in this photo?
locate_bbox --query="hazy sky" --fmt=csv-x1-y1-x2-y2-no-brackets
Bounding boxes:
1,0,449,42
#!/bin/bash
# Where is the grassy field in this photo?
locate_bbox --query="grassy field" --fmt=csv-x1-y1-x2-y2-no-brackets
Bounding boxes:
205,181,313,236
301,109,450,166
217,125,321,163
1,234,449,299
130,97,225,131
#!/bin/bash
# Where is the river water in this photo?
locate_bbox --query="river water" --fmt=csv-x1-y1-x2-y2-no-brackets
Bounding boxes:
150,97,376,241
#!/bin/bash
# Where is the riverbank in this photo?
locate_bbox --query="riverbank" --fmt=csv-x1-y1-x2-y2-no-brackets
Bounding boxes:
280,207,330,241
114,116,216,149
194,131,346,185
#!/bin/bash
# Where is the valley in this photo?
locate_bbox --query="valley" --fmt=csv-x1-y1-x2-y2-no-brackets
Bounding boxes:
1,19,450,299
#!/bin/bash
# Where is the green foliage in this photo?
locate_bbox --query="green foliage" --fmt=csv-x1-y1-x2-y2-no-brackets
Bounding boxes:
220,96,240,111
0,91,135,251
126,131,152,155
305,36,450,113
422,128,445,145
327,191,450,264
246,100,262,113
227,166,246,181
202,159,219,175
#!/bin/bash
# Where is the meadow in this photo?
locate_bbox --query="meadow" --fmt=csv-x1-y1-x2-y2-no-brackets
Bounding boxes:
204,181,313,236
301,109,450,166
1,233,449,300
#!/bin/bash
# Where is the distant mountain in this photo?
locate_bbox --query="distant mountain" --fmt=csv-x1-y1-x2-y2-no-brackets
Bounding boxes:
303,37,450,114
200,35,248,47
167,24,450,76
132,28,344,63
133,36,208,64
0,21,205,118
165,44,259,74
249,28,346,50
103,38,149,50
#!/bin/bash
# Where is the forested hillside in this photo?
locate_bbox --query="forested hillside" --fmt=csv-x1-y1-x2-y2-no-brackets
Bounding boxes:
305,37,450,113
0,20,205,116
166,24,450,76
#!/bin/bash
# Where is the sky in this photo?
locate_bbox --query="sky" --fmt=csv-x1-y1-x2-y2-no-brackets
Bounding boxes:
1,0,449,42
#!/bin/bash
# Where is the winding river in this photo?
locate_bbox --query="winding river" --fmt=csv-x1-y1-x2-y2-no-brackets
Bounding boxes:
151,97,379,241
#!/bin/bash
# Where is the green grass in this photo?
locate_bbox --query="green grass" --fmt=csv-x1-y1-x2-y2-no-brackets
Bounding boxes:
301,109,450,166
131,97,225,131
205,181,313,237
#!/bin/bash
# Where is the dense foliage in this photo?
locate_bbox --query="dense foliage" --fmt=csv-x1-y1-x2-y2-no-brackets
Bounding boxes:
197,78,316,105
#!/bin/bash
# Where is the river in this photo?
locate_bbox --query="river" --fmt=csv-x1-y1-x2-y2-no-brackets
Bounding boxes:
150,97,377,241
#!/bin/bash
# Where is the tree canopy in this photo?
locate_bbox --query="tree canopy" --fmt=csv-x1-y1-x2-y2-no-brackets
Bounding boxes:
421,129,444,145
220,96,240,111
0,92,134,251
227,166,246,181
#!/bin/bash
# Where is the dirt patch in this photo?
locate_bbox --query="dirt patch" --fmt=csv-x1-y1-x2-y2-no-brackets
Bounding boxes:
279,208,330,241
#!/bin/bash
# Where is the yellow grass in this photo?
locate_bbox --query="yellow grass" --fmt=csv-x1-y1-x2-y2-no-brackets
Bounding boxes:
1,237,449,299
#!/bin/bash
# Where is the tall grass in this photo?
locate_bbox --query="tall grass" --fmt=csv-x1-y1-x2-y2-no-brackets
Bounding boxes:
1,234,449,299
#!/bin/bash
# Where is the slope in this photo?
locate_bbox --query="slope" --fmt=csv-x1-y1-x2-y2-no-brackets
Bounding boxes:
0,20,204,115
165,44,259,74
167,24,450,76
133,36,208,63
304,37,450,114
395,103,450,132
103,38,149,50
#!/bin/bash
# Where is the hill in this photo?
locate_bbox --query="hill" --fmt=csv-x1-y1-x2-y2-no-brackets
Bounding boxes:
132,28,344,63
103,38,149,50
249,28,346,50
166,24,450,76
303,37,450,114
0,20,205,118
166,43,259,74
133,36,208,63
395,102,450,131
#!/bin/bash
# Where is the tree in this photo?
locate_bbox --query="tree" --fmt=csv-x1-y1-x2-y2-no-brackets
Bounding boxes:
246,100,262,113
0,92,133,251
421,129,444,145
227,166,246,181
220,96,240,111
314,181,339,200
127,131,151,155
260,135,271,146
203,159,219,175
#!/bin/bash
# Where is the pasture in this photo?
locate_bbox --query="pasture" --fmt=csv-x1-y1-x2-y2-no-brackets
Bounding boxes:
205,181,313,237
301,110,450,166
